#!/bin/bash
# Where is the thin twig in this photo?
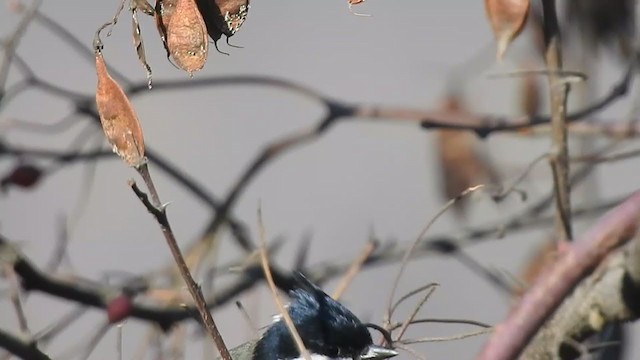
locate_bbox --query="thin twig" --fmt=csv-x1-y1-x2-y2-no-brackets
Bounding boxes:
331,240,377,300
387,318,491,331
388,283,440,320
400,328,492,345
257,204,311,360
129,164,232,360
386,185,485,325
0,0,42,95
394,284,439,341
542,0,572,242
3,265,30,334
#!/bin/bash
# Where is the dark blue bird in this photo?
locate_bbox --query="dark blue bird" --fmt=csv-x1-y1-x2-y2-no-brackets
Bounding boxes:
227,273,398,360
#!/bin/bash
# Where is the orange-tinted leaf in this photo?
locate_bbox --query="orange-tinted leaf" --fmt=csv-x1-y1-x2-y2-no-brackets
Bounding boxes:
95,53,145,167
484,0,530,60
167,0,208,75
435,96,500,219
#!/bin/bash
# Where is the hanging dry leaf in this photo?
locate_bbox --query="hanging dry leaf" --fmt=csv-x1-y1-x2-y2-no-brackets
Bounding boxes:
167,0,208,74
95,52,145,167
484,0,530,60
154,0,177,53
434,96,500,219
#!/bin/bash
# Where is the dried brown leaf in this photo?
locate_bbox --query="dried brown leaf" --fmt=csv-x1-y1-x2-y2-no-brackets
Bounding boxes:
484,0,530,60
435,96,499,219
167,0,208,75
95,52,145,167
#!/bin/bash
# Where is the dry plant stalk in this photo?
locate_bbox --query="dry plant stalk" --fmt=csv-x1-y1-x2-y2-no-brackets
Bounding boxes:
167,0,208,75
331,240,377,300
257,206,311,360
484,0,530,59
95,51,145,167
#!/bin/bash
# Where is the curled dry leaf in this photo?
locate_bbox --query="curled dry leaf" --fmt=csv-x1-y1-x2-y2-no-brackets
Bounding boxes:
434,96,500,219
167,0,208,75
484,0,530,60
95,53,145,167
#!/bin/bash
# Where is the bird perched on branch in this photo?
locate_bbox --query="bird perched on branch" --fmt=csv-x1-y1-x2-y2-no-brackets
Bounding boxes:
227,273,398,360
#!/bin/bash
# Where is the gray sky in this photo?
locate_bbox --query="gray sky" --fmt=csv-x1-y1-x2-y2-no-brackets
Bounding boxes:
1,1,639,359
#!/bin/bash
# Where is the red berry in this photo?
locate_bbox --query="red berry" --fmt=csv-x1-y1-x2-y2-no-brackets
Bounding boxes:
1,164,42,189
106,295,132,324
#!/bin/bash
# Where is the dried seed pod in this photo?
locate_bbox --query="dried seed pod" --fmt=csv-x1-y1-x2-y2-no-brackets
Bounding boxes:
167,0,208,74
484,0,530,60
95,52,145,167
154,0,177,53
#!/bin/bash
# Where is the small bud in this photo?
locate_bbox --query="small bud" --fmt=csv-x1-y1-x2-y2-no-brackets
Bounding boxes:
95,52,146,167
484,0,530,60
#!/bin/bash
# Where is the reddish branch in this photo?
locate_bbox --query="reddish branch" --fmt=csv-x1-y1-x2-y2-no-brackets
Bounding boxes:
477,191,640,360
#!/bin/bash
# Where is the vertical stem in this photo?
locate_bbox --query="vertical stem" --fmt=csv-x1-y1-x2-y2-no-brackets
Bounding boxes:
542,0,572,242
134,163,232,360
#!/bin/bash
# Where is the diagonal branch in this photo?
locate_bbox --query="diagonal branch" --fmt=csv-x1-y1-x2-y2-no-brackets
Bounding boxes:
477,190,640,360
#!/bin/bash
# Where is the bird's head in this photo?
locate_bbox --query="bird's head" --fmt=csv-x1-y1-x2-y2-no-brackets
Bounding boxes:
253,273,397,360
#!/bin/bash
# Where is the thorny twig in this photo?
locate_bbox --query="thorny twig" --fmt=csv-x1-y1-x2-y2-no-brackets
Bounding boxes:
129,163,232,360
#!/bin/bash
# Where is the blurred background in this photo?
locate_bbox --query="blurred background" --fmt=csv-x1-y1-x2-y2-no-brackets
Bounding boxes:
1,0,640,358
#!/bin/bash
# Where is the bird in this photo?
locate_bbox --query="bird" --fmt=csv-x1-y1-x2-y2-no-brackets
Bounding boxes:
226,273,398,360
